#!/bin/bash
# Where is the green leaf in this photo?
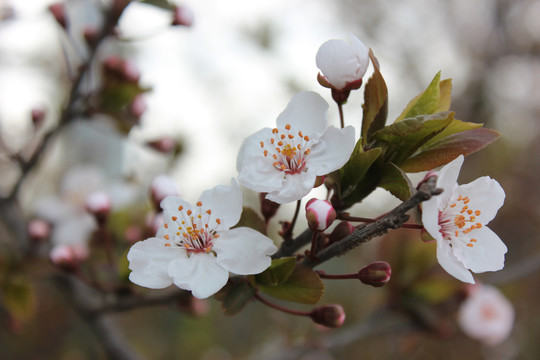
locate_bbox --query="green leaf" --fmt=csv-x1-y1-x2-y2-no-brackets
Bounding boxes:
1,274,36,322
218,280,256,316
254,257,296,286
372,111,454,166
257,264,324,304
339,140,382,199
435,79,452,112
233,207,267,235
423,118,482,148
379,162,415,201
395,72,442,122
401,128,500,172
361,50,388,145
138,0,174,10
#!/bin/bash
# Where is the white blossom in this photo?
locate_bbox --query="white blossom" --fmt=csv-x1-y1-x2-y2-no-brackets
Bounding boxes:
236,91,355,204
422,155,507,283
127,179,277,299
458,284,514,345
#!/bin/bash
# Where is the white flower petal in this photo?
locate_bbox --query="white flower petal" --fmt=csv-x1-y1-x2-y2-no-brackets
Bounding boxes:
198,178,243,230
436,155,464,206
454,177,505,225
236,128,273,168
127,238,185,289
316,38,368,90
168,254,229,299
421,197,444,243
307,125,355,175
276,91,328,137
453,226,507,274
266,170,317,204
213,227,276,275
436,238,475,283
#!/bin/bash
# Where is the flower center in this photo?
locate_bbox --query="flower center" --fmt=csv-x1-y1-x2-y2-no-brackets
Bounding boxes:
259,123,312,174
439,195,482,248
162,201,221,254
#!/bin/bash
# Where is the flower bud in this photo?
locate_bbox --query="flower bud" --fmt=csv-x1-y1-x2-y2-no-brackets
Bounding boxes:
120,59,141,83
86,191,111,225
83,26,99,48
305,198,336,232
31,108,46,129
128,94,147,119
48,3,67,29
147,136,177,154
310,304,346,328
50,244,89,271
27,219,50,242
260,193,280,222
150,175,179,211
417,170,438,190
358,261,391,287
315,35,369,91
329,221,354,244
172,5,194,27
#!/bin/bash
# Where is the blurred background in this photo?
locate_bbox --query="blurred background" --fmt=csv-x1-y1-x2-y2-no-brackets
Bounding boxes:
0,0,539,359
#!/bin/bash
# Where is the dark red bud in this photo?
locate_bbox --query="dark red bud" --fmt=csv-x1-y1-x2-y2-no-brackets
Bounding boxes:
310,304,346,328
147,137,176,154
48,3,67,29
83,26,99,47
27,219,50,242
172,6,194,27
260,193,280,222
329,221,354,244
31,108,46,129
358,261,391,287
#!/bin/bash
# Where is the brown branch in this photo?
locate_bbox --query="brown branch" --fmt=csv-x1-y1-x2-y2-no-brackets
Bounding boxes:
302,177,441,268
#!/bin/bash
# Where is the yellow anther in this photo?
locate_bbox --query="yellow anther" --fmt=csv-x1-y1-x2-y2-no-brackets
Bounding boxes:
476,223,482,228
450,203,456,208
172,216,178,221
281,134,286,140
164,243,171,247
273,154,278,160
470,238,477,242
457,195,463,201
285,124,291,130
270,138,275,144
475,210,481,216
198,215,202,219
187,210,192,216
304,135,309,141
455,231,459,237
178,205,183,211
298,131,303,137
272,128,278,134
277,141,283,146
216,218,221,225
297,144,301,150
260,141,264,148
176,232,180,236
288,134,294,139
263,150,268,157
164,223,168,229
276,148,281,153
197,201,202,207
164,235,170,240
467,243,474,247
467,209,473,215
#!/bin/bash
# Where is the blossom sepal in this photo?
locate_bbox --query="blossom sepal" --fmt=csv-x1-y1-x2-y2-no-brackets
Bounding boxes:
214,279,256,316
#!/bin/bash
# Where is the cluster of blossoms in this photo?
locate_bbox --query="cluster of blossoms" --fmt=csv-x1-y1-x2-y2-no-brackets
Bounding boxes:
127,33,509,335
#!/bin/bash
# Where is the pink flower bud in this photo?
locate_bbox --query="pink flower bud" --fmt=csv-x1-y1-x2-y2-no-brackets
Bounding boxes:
310,304,346,328
27,219,50,242
120,59,141,83
83,26,99,48
329,221,354,244
85,191,111,225
50,244,89,271
150,175,179,211
358,261,391,287
48,3,67,29
31,108,46,129
260,193,280,223
305,198,336,232
172,5,194,27
128,94,147,119
316,35,369,91
147,137,177,154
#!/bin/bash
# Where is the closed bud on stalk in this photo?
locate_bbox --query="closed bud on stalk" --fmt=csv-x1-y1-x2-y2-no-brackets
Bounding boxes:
260,193,280,223
329,221,354,244
172,5,194,27
358,261,391,287
48,3,67,29
27,219,50,242
50,244,89,271
305,198,336,232
83,26,99,48
86,191,111,225
310,304,346,328
31,108,46,129
417,170,438,190
147,136,176,154
150,175,179,211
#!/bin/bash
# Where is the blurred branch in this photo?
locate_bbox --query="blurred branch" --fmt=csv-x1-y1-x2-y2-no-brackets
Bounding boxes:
302,177,441,268
7,0,132,201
